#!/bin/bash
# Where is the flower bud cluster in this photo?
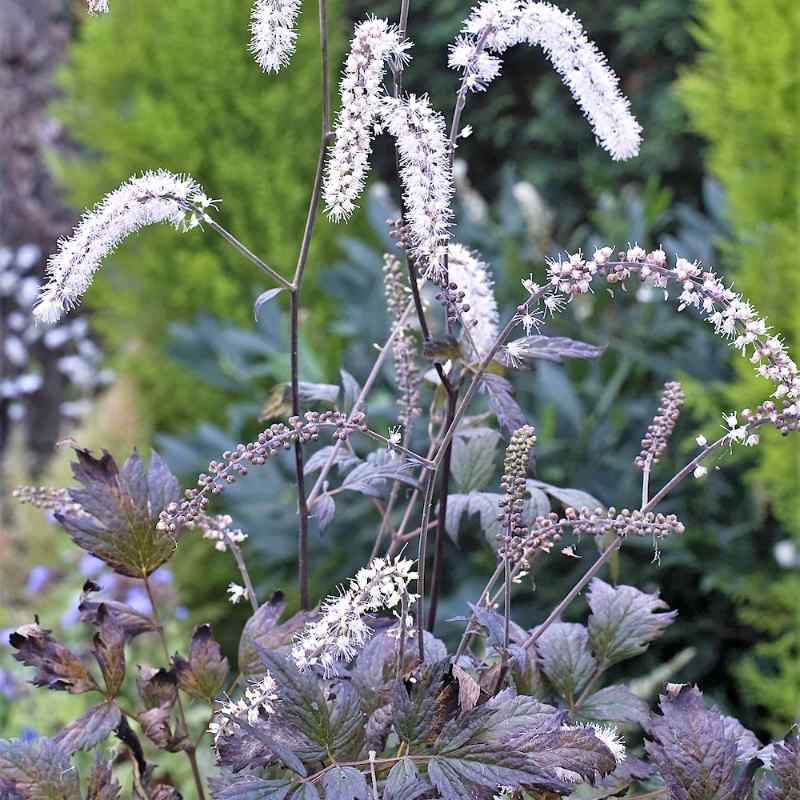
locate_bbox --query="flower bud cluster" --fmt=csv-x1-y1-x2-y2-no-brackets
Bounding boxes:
634,381,684,470
383,254,421,426
291,556,418,676
12,485,86,518
563,506,685,539
209,673,278,746
497,425,537,539
159,411,366,531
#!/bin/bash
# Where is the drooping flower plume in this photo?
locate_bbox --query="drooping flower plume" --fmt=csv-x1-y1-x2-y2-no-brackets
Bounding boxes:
291,556,417,675
249,0,303,73
447,243,500,359
380,95,454,279
449,1,642,161
34,170,209,324
323,18,409,220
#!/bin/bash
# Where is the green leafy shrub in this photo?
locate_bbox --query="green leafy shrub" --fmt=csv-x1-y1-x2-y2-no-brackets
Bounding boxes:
53,0,345,432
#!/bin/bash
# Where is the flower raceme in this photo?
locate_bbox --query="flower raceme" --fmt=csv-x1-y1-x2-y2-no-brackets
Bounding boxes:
291,556,418,676
449,1,642,161
249,0,303,74
34,170,212,324
323,18,410,221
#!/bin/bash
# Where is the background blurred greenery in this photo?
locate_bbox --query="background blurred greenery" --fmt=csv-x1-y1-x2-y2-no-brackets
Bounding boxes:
2,0,798,778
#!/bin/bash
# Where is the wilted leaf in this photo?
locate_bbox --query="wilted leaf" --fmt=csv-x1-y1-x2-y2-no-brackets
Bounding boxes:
500,335,607,367
57,449,180,578
79,581,158,640
10,622,96,693
310,493,336,533
321,766,369,800
53,701,121,754
529,479,603,512
87,756,122,800
91,605,125,695
452,664,480,713
536,623,597,704
173,624,229,701
481,374,528,436
254,288,284,321
578,684,650,725
209,776,294,800
587,578,676,666
450,430,500,493
340,453,420,498
137,665,178,710
137,706,173,749
0,738,80,799
238,593,318,676
645,685,753,800
760,732,800,800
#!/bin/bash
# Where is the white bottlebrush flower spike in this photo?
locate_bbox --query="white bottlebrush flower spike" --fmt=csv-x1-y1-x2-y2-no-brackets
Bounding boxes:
249,0,302,73
34,170,209,324
447,243,499,359
323,18,409,220
449,1,641,161
87,0,109,13
380,94,454,279
209,673,278,745
291,555,417,676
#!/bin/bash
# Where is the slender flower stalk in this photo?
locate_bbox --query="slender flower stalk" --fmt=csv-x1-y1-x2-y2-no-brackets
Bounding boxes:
323,18,410,220
34,171,210,323
249,0,303,73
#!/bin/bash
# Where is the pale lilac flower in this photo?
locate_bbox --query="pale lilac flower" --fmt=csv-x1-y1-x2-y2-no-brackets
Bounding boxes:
323,18,410,220
448,243,499,359
291,556,417,676
249,0,302,73
380,95,454,279
34,171,209,323
87,0,109,13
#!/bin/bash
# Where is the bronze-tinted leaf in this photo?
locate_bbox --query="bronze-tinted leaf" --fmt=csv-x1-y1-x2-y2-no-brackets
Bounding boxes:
137,665,178,710
238,592,318,676
0,737,80,799
87,756,122,800
137,706,173,749
173,624,229,701
53,701,121,754
79,581,158,640
92,605,125,695
9,622,96,694
57,448,181,578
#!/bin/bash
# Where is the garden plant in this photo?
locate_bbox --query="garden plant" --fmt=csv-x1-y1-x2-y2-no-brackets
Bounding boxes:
2,0,799,797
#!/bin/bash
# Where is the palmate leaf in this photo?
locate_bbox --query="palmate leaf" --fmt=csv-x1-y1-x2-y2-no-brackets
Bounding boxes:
209,777,294,800
536,623,597,705
382,758,431,800
392,660,455,749
57,449,181,578
53,701,121,754
450,429,500,493
320,767,370,800
645,685,755,800
0,738,80,799
577,684,651,726
587,578,676,666
173,624,229,701
760,731,800,800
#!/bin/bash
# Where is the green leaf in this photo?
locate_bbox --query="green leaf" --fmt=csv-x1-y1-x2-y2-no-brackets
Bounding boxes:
578,685,650,725
587,578,676,665
450,430,500,493
173,623,229,701
58,449,180,578
53,701,121,754
320,767,369,800
536,623,597,704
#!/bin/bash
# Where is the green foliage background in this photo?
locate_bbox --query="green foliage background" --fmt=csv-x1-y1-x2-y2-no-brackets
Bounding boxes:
679,0,800,732
53,0,346,433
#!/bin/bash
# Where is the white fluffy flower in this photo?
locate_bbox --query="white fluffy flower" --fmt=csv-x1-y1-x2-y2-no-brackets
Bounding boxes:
323,18,410,220
291,556,417,676
249,0,302,73
209,673,278,745
34,171,208,324
380,95,454,279
449,1,641,160
87,0,109,13
227,582,248,604
447,243,499,359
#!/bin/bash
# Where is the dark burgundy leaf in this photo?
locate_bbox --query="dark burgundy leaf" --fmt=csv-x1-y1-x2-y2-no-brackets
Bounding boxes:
536,623,597,704
92,604,125,695
173,624,229,701
53,701,121,754
481,374,528,437
499,335,607,366
79,581,158,640
137,665,178,710
760,731,799,800
0,737,80,799
87,756,122,800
